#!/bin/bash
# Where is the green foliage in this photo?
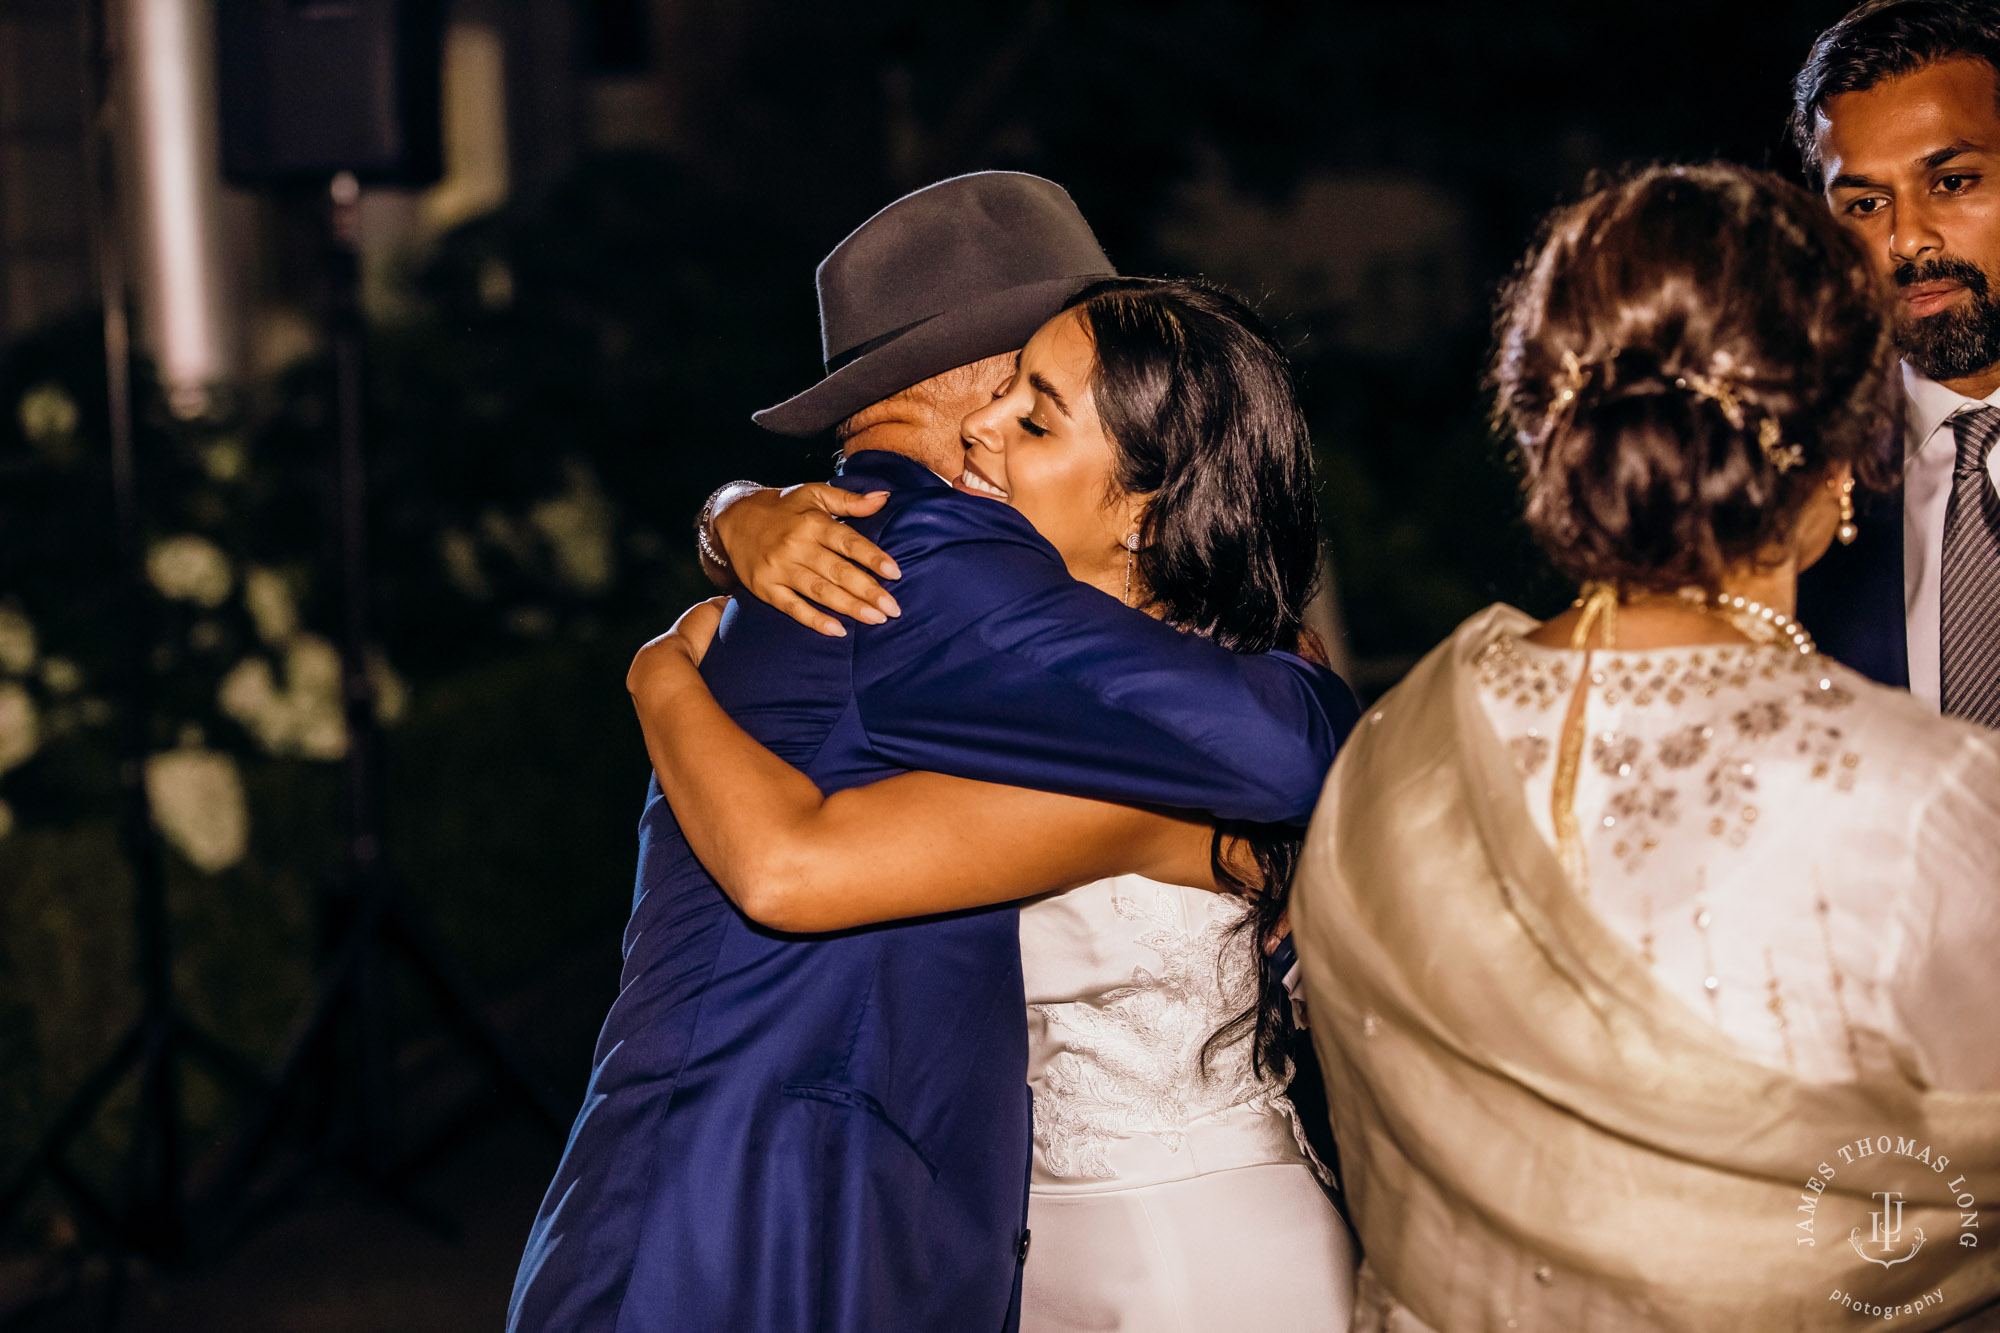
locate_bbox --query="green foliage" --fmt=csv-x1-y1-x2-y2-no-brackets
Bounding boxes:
0,156,758,1201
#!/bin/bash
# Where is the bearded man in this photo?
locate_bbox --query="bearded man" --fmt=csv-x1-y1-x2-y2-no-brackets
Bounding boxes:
1795,0,2000,726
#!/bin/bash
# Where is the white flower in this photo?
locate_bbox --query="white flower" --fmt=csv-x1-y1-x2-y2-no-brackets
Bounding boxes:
438,527,491,600
17,383,79,448
288,634,349,760
0,798,14,841
295,708,347,761
145,746,248,873
287,634,343,700
367,650,408,725
147,535,233,608
0,682,39,773
216,633,349,759
530,460,616,594
244,567,298,644
0,606,35,675
218,656,280,739
202,437,247,482
40,657,82,694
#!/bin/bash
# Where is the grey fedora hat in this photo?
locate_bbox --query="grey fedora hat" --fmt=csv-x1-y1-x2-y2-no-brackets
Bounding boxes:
753,171,1116,437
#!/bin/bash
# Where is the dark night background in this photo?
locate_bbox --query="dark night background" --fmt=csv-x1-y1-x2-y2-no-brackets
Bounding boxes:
0,1,1864,1326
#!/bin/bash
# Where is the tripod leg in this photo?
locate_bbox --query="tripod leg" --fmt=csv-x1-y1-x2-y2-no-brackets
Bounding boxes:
202,933,362,1216
124,1017,187,1262
46,1157,122,1256
383,897,567,1135
0,1026,144,1230
394,1083,507,1184
356,899,395,1182
176,1020,270,1095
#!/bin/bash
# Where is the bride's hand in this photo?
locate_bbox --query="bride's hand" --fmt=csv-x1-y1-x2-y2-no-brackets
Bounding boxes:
628,597,730,701
712,483,902,637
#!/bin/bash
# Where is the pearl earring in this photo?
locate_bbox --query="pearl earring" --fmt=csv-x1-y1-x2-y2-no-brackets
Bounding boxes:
1836,474,1858,546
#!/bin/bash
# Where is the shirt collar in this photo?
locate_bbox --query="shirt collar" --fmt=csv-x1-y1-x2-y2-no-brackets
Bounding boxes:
835,449,953,490
1902,360,2000,459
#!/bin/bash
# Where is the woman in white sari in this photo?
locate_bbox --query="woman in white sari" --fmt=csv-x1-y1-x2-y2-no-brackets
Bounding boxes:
1293,164,2000,1332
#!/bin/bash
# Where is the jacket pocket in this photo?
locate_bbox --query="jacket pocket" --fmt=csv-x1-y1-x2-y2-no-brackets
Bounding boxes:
781,1080,939,1180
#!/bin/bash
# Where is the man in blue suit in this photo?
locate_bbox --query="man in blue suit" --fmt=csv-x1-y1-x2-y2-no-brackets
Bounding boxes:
1794,1,2000,725
507,173,1356,1332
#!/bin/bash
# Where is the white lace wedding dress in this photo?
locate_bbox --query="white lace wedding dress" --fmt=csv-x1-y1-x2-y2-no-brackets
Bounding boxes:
1018,874,1357,1331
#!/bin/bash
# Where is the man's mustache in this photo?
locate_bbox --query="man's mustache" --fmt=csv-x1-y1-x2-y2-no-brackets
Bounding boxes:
1893,255,1990,298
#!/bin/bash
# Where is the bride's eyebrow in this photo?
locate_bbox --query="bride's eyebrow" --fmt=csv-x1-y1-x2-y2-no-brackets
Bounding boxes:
1028,372,1072,418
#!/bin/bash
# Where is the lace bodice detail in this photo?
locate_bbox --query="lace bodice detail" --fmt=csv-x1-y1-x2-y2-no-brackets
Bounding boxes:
1022,875,1313,1189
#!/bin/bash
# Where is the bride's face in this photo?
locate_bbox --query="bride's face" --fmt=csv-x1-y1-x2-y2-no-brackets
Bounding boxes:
956,310,1144,596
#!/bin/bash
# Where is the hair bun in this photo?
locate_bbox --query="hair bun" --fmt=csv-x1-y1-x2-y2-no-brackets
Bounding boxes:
1493,163,1895,592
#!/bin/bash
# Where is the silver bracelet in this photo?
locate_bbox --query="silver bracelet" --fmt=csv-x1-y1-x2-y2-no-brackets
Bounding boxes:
696,480,762,572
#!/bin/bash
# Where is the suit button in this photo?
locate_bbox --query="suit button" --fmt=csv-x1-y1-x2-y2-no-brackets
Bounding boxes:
1016,1230,1031,1261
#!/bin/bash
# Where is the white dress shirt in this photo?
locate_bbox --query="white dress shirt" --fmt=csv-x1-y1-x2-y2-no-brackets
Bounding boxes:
1899,362,2000,709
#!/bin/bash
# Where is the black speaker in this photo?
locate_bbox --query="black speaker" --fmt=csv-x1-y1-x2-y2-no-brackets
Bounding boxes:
216,0,444,186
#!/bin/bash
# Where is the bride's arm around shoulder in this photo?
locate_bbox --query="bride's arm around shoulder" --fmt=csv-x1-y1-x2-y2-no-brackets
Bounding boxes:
1885,725,2000,1092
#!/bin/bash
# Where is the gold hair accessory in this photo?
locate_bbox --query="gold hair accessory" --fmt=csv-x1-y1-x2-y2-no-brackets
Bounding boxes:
1684,370,1805,473
1542,349,1595,432
1758,417,1805,473
1676,371,1745,428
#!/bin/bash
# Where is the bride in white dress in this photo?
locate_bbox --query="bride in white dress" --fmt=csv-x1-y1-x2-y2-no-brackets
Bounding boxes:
1021,875,1352,1330
627,277,1359,1329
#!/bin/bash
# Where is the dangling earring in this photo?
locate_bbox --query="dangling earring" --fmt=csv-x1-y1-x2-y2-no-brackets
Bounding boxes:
1836,474,1858,546
1122,532,1140,605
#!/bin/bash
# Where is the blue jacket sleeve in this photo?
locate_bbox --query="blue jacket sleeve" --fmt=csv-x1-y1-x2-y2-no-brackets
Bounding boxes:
851,492,1360,825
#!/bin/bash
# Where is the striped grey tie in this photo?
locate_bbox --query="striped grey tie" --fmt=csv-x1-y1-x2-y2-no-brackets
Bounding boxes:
1941,405,2000,727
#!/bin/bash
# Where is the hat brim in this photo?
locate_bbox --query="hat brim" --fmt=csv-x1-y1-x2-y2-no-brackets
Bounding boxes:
752,273,1108,438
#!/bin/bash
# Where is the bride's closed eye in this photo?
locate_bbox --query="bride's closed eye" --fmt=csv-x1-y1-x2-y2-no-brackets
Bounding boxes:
1018,416,1050,437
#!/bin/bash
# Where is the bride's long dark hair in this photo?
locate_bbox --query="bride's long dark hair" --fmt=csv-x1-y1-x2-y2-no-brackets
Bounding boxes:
1062,276,1325,1078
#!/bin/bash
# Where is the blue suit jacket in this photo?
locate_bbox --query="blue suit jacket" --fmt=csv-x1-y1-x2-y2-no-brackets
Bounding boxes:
508,451,1359,1333
1796,485,1909,690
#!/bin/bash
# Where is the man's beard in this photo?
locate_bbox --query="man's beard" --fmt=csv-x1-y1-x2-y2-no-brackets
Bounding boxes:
1894,255,2000,382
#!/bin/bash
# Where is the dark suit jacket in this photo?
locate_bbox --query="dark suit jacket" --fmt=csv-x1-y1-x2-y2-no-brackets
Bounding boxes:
508,451,1359,1333
1797,485,1909,690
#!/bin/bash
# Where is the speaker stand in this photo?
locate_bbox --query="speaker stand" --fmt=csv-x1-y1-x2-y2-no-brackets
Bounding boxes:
0,2,265,1294
203,176,564,1238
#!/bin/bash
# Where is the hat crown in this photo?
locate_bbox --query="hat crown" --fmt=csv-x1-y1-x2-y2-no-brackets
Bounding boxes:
815,172,1111,365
